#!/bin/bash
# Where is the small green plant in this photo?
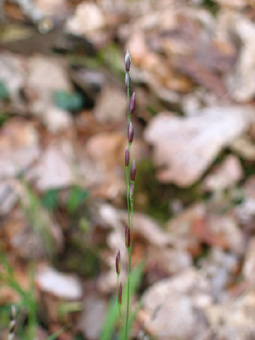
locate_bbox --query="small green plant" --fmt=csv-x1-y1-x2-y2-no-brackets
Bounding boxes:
42,186,89,215
20,180,56,257
0,256,37,340
7,303,67,340
1,253,68,340
66,186,89,215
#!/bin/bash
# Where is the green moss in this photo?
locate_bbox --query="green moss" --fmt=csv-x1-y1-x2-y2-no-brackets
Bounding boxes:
135,159,170,223
240,157,255,178
55,232,100,277
202,0,219,15
0,113,9,126
194,244,210,266
135,159,205,224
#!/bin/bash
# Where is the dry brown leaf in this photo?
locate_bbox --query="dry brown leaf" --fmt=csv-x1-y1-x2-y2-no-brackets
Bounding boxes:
194,40,236,73
231,136,255,160
167,203,245,254
3,201,63,259
36,266,83,323
192,217,229,249
215,0,251,8
144,107,253,186
235,176,255,227
65,3,105,37
146,246,192,281
140,269,211,340
94,84,126,123
198,248,238,302
176,57,227,97
166,204,205,256
243,237,255,284
0,52,26,103
35,0,68,16
36,266,83,300
0,53,73,132
0,180,18,214
205,290,255,340
85,132,126,200
127,30,193,93
205,213,245,254
0,119,40,179
227,17,255,102
203,155,243,192
25,55,73,132
30,143,74,191
77,295,107,340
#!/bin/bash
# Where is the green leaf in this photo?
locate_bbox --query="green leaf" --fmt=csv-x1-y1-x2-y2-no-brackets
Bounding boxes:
0,113,9,126
53,90,84,112
58,301,83,322
46,326,68,340
67,186,89,215
0,81,9,100
41,189,59,211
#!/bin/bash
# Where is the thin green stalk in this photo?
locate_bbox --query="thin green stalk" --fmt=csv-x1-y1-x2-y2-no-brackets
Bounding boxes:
125,184,135,340
126,86,131,232
125,71,131,340
130,182,135,248
125,247,131,340
127,85,130,125
125,167,131,233
125,169,132,340
117,275,122,338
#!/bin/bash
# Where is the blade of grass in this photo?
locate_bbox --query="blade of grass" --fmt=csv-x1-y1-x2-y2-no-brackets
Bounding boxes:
46,326,68,340
100,263,144,340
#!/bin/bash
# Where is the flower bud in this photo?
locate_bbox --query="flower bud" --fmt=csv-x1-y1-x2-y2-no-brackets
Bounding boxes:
116,250,121,275
130,160,136,181
129,93,135,114
129,182,134,200
125,73,131,88
125,225,130,248
125,147,130,167
118,282,123,305
125,50,131,72
128,122,134,143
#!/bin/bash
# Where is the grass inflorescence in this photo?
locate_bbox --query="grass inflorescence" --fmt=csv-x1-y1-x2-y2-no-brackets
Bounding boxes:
115,50,137,340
